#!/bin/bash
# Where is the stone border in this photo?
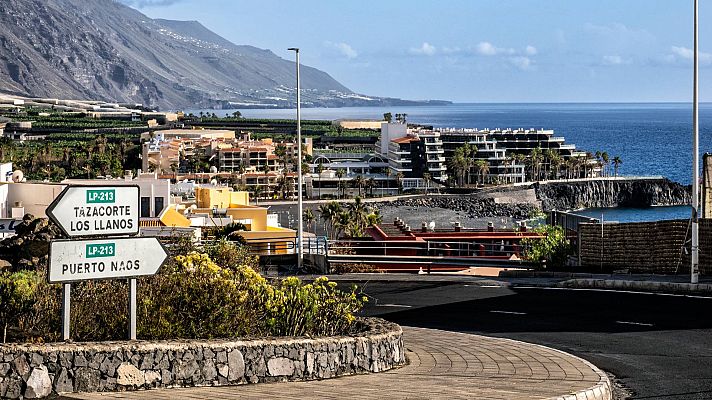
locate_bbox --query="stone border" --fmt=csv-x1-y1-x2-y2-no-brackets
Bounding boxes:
558,279,712,294
541,344,612,400
0,318,404,399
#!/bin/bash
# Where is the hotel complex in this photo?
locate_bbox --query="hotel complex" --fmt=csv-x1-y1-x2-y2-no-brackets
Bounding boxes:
137,118,597,199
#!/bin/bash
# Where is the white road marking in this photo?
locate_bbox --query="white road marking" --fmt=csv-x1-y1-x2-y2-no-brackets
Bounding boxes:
377,304,413,308
514,286,712,299
616,320,654,327
489,310,527,315
464,284,504,288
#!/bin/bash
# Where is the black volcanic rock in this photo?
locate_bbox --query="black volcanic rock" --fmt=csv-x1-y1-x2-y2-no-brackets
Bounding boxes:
534,178,691,211
0,0,439,109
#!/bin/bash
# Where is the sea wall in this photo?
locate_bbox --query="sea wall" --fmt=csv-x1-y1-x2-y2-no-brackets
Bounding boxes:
0,319,404,398
535,178,691,211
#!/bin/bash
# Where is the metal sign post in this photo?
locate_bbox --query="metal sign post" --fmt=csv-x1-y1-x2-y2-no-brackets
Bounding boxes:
62,283,70,341
46,185,166,341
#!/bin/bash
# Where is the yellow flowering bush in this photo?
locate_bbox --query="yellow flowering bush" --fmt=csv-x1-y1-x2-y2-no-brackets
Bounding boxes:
12,250,364,342
137,251,364,339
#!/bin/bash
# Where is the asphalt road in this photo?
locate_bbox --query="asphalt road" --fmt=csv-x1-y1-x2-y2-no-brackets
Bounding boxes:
349,280,712,400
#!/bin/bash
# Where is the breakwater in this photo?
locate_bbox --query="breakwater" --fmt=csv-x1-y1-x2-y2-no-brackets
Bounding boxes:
534,178,691,211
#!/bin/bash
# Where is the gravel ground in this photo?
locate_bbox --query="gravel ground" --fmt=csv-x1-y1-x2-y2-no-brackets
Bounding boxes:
377,204,518,230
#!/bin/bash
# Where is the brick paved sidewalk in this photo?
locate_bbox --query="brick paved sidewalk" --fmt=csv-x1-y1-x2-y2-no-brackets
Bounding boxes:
64,327,610,400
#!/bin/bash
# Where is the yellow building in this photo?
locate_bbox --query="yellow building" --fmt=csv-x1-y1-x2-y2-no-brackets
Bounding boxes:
186,187,297,254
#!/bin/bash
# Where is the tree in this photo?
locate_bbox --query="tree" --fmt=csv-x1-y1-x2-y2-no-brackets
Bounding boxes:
529,147,543,181
367,177,376,197
612,156,622,177
521,225,572,269
302,208,315,232
422,172,431,193
601,152,610,177
383,112,393,123
250,185,263,205
232,111,242,118
395,172,404,194
353,174,366,197
335,168,346,199
474,160,489,185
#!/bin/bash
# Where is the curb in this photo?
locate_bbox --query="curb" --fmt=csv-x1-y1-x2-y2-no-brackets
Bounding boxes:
542,344,612,400
433,329,612,400
557,279,712,294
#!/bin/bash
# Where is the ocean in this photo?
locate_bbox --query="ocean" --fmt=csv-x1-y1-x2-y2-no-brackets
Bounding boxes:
192,103,711,222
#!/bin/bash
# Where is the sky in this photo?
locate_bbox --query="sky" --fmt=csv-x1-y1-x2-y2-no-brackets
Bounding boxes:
120,0,712,103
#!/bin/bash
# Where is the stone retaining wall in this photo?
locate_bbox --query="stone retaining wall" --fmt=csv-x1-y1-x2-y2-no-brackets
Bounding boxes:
0,318,404,398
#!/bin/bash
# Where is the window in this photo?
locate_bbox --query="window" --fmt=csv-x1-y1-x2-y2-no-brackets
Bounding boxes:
140,197,150,218
154,197,165,217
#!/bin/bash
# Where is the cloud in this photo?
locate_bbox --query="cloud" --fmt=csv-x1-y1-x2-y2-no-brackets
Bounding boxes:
583,22,654,43
324,41,358,59
601,55,631,65
525,45,537,56
671,46,694,60
410,42,437,56
666,46,712,66
509,56,532,70
475,42,515,56
118,0,183,7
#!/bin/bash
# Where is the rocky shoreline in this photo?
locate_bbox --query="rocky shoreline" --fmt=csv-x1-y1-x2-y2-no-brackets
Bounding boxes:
534,178,690,211
374,178,690,229
376,197,538,220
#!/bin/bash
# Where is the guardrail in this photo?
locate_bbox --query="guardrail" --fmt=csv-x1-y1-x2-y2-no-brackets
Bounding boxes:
548,210,600,233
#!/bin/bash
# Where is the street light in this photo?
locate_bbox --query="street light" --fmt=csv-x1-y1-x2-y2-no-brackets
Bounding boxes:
691,0,700,283
288,47,304,271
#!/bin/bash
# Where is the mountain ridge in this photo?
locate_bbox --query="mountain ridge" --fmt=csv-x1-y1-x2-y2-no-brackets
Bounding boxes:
0,0,449,110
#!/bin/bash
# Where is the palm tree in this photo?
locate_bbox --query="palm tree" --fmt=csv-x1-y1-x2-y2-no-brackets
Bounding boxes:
335,168,346,199
318,203,334,239
250,185,263,205
395,172,404,194
547,150,562,180
422,172,431,193
367,177,376,197
601,152,610,177
530,147,543,181
612,156,622,177
475,160,490,185
302,208,315,232
353,174,366,197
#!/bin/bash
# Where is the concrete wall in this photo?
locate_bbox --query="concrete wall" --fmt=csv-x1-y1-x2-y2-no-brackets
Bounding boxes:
579,219,712,274
0,319,404,398
380,123,407,157
195,188,250,209
6,183,66,218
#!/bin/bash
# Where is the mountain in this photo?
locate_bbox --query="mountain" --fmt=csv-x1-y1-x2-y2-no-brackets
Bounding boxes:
0,0,449,110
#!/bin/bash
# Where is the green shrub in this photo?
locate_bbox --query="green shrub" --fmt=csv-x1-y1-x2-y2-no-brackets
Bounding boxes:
522,225,572,269
0,270,42,342
9,250,364,342
267,277,365,337
205,239,258,271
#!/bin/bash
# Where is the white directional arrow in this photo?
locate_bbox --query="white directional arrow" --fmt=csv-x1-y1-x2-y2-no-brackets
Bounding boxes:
48,237,167,283
46,185,140,238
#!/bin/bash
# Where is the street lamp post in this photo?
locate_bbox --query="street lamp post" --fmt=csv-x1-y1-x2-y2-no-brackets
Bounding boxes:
691,0,700,284
288,47,304,271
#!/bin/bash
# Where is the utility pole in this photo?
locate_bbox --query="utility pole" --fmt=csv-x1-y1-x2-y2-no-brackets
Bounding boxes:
692,0,700,284
288,47,304,271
